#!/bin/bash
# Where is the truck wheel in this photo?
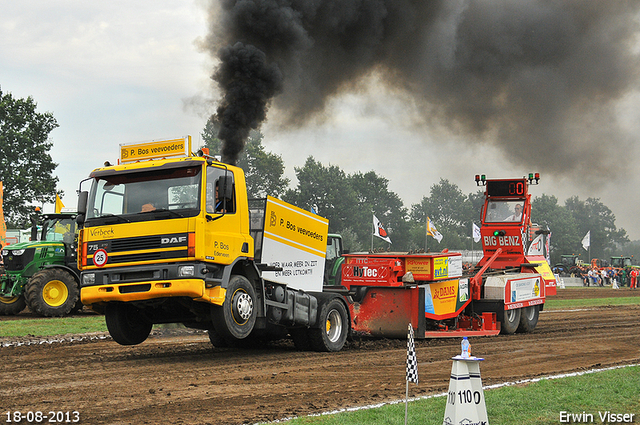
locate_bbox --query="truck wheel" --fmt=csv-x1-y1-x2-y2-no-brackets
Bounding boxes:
207,326,229,348
0,295,26,315
105,303,152,345
308,298,349,352
211,275,256,340
25,269,79,317
516,305,539,333
500,308,521,335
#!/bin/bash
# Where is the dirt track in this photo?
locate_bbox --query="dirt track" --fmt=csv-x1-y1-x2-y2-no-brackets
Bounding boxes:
2,288,640,425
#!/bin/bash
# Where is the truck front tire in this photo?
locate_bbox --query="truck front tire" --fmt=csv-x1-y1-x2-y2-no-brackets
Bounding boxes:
25,269,79,317
105,303,152,345
212,275,257,340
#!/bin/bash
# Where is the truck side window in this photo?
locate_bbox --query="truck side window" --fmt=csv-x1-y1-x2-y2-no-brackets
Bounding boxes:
206,167,235,214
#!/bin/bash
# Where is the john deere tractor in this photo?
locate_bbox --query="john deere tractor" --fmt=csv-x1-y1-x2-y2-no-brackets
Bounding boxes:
0,213,82,316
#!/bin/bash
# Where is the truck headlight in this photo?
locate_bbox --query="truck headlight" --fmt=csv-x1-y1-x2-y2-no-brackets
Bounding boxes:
82,273,96,286
9,249,25,256
178,265,195,277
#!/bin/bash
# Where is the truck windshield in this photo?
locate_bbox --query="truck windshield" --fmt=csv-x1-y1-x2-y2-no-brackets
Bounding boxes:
86,166,202,224
484,200,524,223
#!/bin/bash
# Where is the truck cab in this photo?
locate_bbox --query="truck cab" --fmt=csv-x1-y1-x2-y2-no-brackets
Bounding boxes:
77,137,347,351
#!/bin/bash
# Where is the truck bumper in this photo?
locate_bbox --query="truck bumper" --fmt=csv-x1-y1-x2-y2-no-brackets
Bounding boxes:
81,279,226,306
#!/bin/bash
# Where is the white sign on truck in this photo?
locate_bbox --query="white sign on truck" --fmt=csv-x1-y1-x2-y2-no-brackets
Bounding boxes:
259,196,328,292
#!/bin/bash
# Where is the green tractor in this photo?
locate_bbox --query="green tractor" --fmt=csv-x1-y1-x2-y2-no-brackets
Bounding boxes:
324,234,347,286
552,254,586,277
0,213,82,316
610,256,634,287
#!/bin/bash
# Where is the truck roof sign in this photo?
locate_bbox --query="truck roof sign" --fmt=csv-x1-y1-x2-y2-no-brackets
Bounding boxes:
119,136,192,164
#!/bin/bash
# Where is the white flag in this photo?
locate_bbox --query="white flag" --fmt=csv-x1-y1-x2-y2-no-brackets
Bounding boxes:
581,231,590,251
373,215,392,243
472,222,481,243
427,217,443,243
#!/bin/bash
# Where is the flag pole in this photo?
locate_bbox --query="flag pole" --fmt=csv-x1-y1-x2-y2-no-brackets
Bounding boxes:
371,221,374,252
425,217,428,252
405,379,409,425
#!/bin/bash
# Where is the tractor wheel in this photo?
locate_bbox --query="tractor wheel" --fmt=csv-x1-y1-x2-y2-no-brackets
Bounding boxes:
211,275,257,340
25,269,79,317
69,297,84,315
500,307,521,335
105,303,152,346
0,294,26,315
516,305,539,333
308,298,349,352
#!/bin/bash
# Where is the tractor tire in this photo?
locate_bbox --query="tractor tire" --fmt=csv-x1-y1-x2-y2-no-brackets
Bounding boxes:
516,305,539,333
308,297,349,352
25,269,79,317
211,275,257,340
105,303,152,346
500,307,521,335
0,294,26,315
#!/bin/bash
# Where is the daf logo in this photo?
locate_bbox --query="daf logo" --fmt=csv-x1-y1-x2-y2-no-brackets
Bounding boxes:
161,236,187,244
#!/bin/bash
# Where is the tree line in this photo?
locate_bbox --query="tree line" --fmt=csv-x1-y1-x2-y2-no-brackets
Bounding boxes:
1,90,634,265
202,119,632,265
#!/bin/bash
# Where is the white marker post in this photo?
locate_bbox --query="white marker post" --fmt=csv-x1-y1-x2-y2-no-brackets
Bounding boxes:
443,356,489,425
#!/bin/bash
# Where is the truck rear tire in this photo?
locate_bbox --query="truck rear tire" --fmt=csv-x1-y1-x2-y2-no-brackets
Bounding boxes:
516,305,539,333
25,269,79,317
211,275,257,340
105,303,152,345
0,295,26,315
308,298,349,352
500,308,521,335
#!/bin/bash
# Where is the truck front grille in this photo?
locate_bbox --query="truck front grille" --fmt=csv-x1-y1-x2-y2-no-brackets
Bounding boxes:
111,236,161,252
86,233,189,267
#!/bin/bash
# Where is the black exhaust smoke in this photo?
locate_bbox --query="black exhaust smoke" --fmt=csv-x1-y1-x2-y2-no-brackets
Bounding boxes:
213,42,282,164
205,0,640,178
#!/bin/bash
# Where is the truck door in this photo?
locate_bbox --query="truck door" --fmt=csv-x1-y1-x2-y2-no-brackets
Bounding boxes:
204,165,246,267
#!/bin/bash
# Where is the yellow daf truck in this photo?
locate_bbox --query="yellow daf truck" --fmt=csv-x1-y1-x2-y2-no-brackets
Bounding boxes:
77,136,349,351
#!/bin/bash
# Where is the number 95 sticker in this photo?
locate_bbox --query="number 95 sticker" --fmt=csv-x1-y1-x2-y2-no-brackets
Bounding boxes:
93,249,108,267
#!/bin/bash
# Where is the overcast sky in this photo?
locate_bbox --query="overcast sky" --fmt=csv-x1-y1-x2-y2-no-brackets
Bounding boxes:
2,1,639,240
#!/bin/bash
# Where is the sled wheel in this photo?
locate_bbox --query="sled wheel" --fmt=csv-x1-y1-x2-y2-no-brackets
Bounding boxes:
105,303,152,346
309,298,349,352
500,307,521,335
212,275,256,340
0,294,26,315
516,305,539,333
25,269,79,317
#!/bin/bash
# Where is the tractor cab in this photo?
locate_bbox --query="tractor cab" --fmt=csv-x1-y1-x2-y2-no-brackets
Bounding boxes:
475,173,556,295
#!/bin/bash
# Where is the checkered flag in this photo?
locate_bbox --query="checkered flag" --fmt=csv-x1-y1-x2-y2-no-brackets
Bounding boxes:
406,323,418,384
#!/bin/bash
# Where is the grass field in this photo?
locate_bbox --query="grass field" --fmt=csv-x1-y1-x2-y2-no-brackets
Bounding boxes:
283,365,640,425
